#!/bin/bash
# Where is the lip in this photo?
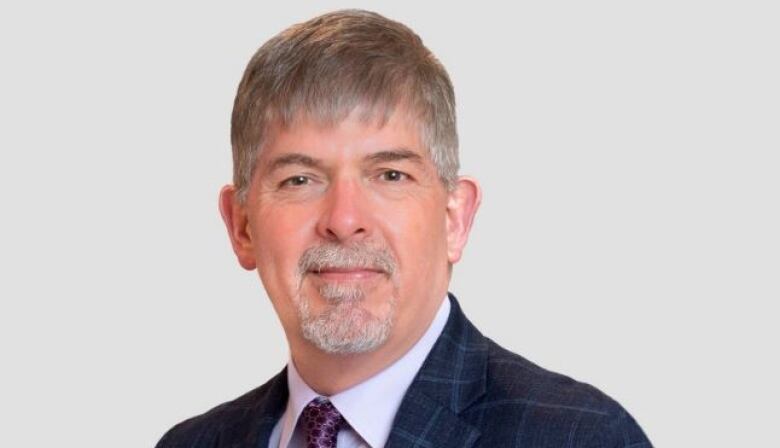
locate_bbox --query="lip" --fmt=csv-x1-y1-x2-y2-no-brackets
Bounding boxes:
309,268,384,281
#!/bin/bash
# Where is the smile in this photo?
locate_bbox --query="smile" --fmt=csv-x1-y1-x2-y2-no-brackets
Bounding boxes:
309,268,385,282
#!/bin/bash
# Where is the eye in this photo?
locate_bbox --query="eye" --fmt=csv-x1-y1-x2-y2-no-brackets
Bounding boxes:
279,175,310,188
380,170,408,182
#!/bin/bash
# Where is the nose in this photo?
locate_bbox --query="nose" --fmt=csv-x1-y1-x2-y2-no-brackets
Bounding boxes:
316,177,371,243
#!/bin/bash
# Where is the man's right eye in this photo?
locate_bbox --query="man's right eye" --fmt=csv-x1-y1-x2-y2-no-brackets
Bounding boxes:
279,175,310,188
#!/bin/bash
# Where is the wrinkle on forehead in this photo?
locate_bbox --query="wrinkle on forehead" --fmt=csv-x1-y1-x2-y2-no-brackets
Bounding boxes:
259,101,424,157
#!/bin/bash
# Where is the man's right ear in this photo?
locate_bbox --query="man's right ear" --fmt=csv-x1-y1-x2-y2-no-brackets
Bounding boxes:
218,185,257,270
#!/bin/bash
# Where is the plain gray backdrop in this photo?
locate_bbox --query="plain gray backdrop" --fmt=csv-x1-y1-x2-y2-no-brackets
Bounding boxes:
1,1,778,447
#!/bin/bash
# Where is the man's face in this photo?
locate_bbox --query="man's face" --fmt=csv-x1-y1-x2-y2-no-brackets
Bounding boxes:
220,107,479,356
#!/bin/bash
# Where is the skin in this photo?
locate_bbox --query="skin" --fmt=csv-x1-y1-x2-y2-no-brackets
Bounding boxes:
219,107,481,395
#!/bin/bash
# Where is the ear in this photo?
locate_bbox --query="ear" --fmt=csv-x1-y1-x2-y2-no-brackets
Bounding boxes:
218,185,257,270
445,176,482,264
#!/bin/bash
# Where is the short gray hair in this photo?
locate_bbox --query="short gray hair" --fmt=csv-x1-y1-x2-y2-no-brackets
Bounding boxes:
230,9,459,202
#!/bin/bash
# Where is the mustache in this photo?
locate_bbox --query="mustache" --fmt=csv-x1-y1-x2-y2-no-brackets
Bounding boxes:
297,243,396,276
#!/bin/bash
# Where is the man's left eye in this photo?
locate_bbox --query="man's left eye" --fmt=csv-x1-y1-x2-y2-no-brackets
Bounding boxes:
380,170,407,182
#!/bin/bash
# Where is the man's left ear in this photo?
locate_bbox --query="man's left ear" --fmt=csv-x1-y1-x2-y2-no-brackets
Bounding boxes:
446,176,482,264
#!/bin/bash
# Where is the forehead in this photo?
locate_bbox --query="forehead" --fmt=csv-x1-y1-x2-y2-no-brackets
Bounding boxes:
259,107,428,164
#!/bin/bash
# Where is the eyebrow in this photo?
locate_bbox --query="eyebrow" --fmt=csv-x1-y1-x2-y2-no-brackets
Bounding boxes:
364,149,424,166
265,148,424,174
266,153,324,173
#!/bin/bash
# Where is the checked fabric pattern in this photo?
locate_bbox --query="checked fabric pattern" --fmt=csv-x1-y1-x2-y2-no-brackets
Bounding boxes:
154,295,652,448
301,398,347,448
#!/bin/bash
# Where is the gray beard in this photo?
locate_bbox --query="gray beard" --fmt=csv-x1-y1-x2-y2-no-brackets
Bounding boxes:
296,282,396,354
293,242,398,354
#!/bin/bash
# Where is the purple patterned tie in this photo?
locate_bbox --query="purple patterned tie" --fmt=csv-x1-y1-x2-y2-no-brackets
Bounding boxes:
301,398,347,448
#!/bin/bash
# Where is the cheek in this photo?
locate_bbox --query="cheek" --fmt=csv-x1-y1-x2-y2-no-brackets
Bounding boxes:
391,203,449,272
252,205,316,281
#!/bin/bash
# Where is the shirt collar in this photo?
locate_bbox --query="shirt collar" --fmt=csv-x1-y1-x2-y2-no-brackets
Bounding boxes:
279,295,451,448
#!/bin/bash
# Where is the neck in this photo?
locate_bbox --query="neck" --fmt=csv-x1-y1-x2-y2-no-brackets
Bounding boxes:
291,344,411,396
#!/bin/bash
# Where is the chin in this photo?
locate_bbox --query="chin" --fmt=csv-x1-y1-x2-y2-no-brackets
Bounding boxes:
294,283,397,354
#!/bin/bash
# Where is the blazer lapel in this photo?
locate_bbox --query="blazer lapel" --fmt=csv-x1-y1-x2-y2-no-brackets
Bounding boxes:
249,371,288,447
214,367,289,448
385,294,488,448
384,389,480,448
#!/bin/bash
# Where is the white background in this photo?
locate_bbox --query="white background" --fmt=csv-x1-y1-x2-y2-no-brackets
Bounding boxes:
1,1,778,446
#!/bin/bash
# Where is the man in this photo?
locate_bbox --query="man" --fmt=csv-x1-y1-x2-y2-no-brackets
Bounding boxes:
157,9,651,448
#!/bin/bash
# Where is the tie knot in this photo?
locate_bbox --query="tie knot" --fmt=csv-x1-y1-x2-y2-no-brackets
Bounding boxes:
301,398,346,448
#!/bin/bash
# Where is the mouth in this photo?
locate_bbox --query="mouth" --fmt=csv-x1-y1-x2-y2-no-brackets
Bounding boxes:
308,267,385,282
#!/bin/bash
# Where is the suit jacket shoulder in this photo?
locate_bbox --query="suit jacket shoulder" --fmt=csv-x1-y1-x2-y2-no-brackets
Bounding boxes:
476,338,651,447
384,294,652,447
155,370,287,448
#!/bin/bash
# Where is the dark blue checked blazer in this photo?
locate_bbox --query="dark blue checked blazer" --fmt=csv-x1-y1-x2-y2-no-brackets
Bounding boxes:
157,294,652,447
